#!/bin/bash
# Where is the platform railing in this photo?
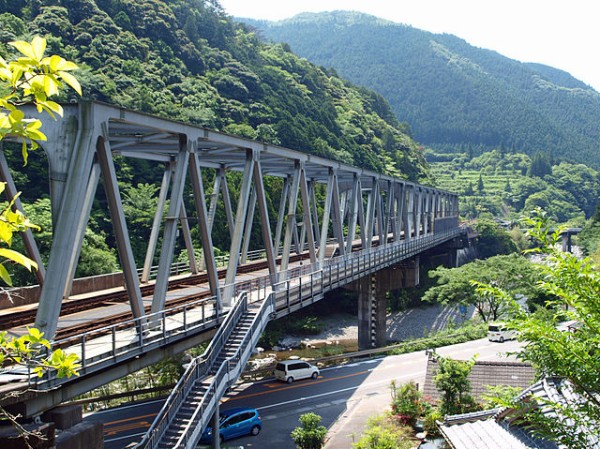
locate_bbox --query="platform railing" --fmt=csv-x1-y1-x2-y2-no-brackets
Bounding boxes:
137,292,276,449
35,227,464,388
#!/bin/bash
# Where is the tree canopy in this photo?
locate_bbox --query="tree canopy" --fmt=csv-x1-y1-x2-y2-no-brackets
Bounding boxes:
423,253,539,322
475,209,600,448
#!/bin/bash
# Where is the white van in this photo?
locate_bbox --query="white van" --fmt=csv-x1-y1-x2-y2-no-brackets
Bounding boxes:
488,323,517,343
274,360,319,383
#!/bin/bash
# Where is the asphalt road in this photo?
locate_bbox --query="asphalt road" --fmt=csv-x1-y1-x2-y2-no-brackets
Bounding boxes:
85,337,522,449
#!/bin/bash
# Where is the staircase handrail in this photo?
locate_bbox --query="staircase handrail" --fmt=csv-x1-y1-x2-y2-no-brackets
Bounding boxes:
174,293,276,449
136,292,248,449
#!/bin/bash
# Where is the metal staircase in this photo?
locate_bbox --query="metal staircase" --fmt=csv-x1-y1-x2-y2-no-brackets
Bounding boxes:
137,292,275,449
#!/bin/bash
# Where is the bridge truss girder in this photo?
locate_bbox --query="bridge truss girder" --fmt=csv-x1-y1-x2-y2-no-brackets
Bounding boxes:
1,101,458,340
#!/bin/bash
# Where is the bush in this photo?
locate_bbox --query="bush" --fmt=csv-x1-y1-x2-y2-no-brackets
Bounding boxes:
423,408,442,436
291,412,327,449
353,414,414,449
389,381,429,427
388,323,487,356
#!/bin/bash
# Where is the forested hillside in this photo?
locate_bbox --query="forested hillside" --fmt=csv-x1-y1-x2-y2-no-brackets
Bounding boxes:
0,0,441,284
427,148,600,226
0,0,429,182
248,11,600,168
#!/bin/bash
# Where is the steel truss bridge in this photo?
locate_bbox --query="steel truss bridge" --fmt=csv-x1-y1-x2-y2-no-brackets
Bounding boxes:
1,101,464,449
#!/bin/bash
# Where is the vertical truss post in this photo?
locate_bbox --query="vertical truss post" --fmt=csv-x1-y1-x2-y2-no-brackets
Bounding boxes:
179,204,198,274
207,167,222,232
407,185,415,239
377,187,385,245
151,136,190,316
65,162,101,299
394,184,404,241
189,147,221,307
35,103,99,339
331,172,345,256
400,185,408,240
142,164,172,283
339,189,348,223
365,178,379,248
223,150,253,305
274,176,290,257
252,153,277,283
96,133,145,320
292,212,301,255
0,149,46,284
346,175,359,253
309,180,321,244
424,190,432,235
357,180,367,248
299,164,317,265
241,186,257,264
280,161,301,275
298,213,307,256
219,167,235,239
416,187,423,236
318,169,334,267
383,181,394,246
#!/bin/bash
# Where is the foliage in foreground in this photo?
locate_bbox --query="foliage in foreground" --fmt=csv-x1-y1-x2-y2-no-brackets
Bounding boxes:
0,35,81,441
352,414,414,449
432,354,478,416
290,412,327,449
475,208,600,448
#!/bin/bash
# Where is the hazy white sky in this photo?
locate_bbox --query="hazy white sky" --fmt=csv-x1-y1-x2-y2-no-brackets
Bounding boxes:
219,0,600,91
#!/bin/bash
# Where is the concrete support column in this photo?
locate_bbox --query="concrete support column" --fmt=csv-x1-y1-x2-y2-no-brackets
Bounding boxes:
562,233,572,253
447,248,459,268
354,258,420,350
357,274,386,350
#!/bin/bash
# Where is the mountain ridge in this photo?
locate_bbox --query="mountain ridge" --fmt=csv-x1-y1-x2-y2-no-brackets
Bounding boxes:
245,11,600,168
0,1,431,182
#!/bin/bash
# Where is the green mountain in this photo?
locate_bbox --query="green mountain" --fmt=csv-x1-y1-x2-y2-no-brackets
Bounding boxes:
0,1,429,182
245,11,600,168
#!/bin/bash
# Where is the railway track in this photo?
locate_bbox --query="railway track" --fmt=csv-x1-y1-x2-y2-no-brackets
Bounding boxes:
0,253,307,340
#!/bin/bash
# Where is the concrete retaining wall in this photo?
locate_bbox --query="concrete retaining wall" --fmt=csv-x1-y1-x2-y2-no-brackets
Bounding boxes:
0,272,126,309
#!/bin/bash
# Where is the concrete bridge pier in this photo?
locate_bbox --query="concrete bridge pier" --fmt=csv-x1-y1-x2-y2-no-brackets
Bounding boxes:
446,248,458,268
349,258,420,350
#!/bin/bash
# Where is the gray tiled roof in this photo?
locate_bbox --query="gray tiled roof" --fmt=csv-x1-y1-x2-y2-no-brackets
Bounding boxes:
438,412,559,449
439,417,532,449
423,358,536,402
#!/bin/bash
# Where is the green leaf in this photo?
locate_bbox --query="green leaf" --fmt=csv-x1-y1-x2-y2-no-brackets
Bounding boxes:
58,71,82,96
43,75,59,97
0,248,37,271
0,263,12,286
47,55,62,72
9,40,35,59
8,109,25,124
30,36,46,61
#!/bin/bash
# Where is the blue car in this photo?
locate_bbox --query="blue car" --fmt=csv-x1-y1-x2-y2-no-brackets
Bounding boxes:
199,407,262,444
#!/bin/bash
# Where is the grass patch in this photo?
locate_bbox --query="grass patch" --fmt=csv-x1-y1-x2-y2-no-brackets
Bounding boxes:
387,322,487,356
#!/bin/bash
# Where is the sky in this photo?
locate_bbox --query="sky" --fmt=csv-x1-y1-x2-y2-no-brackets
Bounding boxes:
219,0,600,92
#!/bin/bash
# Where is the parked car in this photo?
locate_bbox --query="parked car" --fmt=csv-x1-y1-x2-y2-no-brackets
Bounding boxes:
274,360,319,383
199,407,261,444
487,322,517,342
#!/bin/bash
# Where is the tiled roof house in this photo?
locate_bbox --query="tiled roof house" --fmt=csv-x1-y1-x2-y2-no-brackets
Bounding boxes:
436,377,599,449
423,357,536,403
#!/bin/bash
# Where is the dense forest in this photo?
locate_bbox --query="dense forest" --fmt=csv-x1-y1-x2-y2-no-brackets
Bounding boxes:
0,0,440,283
248,11,600,169
427,148,600,225
0,0,429,183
